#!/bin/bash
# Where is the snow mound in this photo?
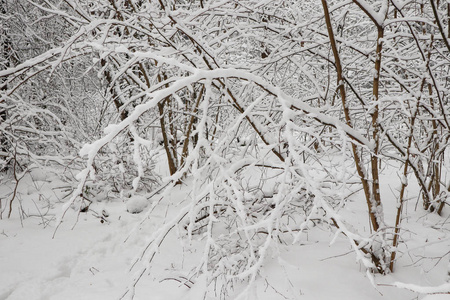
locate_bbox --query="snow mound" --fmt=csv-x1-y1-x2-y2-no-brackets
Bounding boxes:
126,195,149,214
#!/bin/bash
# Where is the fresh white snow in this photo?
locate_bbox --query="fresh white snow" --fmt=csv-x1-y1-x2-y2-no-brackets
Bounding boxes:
1,166,448,299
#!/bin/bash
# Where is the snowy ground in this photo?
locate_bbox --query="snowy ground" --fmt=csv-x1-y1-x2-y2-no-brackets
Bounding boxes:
0,165,449,300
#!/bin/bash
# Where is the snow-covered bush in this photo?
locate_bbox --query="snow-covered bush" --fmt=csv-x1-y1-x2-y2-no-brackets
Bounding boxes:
1,0,449,298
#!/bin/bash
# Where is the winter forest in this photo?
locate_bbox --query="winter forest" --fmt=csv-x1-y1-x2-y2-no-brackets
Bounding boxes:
1,0,450,299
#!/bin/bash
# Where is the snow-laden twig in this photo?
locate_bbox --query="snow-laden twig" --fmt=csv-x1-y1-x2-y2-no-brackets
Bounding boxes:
388,282,450,294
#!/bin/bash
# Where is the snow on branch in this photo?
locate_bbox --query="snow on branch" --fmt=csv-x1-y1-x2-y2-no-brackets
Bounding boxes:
351,0,388,27
391,282,450,295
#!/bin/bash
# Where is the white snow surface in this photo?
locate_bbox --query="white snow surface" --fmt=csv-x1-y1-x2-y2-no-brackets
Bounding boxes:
0,166,449,300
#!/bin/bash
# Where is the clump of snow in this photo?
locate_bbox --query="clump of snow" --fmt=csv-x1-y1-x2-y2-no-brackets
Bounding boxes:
126,195,149,214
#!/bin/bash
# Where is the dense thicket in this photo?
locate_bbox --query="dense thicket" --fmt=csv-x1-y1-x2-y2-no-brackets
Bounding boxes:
1,0,449,298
